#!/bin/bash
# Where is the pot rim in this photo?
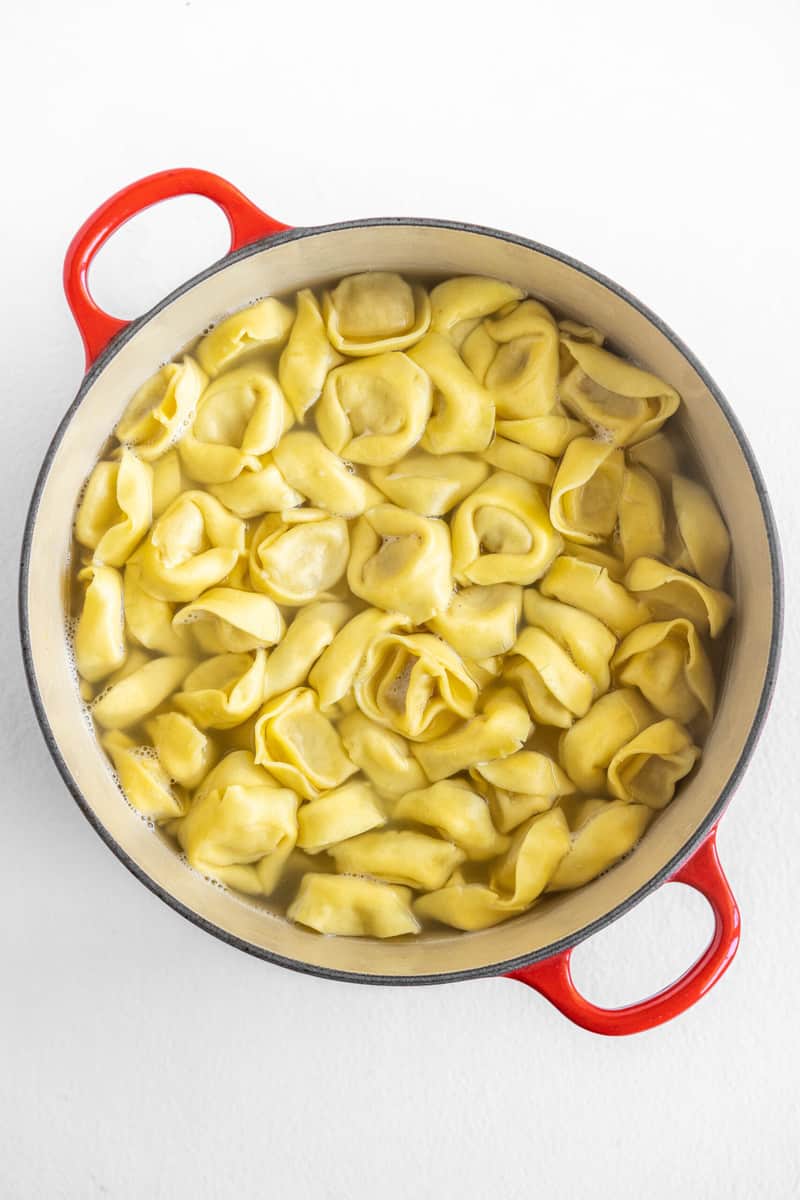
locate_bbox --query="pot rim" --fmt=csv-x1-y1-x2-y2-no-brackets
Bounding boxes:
18,216,784,985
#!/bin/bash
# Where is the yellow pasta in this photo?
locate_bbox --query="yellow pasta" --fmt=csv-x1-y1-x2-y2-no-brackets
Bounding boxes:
139,491,245,602
328,829,464,891
271,431,383,516
116,357,207,462
408,332,494,454
147,710,217,789
462,300,560,419
338,711,428,798
196,298,295,377
617,465,665,565
669,475,731,587
317,352,433,465
249,507,349,605
324,272,431,356
288,875,419,937
451,471,562,586
624,557,733,637
178,364,290,484
559,339,680,445
296,781,387,853
546,797,652,892
74,564,126,682
549,438,624,545
348,504,453,623
278,288,343,420
393,780,508,860
411,686,532,781
612,619,715,723
103,730,186,821
75,450,153,567
176,751,298,895
173,649,267,729
559,688,655,793
368,450,489,517
470,750,575,833
354,631,478,742
428,583,522,659
253,687,357,800
69,271,733,938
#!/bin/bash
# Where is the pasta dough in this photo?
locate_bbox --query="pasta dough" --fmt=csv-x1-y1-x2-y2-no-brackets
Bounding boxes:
70,270,733,940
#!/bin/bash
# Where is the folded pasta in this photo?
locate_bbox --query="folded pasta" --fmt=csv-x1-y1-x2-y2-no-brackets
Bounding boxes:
69,271,733,941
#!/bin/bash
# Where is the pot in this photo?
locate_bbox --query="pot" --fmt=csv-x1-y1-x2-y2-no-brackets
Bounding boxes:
20,169,782,1035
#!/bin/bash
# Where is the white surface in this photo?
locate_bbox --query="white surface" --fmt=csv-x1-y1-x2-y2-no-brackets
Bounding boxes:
2,1,798,1196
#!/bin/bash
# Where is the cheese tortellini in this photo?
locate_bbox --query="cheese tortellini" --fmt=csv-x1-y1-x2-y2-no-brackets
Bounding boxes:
70,274,733,938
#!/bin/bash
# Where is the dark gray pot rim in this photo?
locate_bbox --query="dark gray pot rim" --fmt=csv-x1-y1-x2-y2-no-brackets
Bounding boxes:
18,216,784,986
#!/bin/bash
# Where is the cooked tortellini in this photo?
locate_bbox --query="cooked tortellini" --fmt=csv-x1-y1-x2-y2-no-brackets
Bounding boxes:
317,352,432,465
324,272,430,356
462,300,560,419
75,450,153,567
70,272,733,938
116,356,207,461
348,504,453,623
177,364,290,484
451,471,562,586
249,508,349,605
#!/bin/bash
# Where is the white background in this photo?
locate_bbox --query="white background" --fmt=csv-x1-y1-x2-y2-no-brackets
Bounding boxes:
2,1,798,1196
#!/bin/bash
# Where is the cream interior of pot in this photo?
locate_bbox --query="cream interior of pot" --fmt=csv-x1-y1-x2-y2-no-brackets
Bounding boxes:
25,224,777,978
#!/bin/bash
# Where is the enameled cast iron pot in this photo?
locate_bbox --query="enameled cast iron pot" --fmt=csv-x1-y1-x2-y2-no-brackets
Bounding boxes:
20,169,783,1035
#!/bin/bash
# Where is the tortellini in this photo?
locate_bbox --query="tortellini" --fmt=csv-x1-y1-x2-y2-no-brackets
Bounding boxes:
196,297,295,377
116,356,207,461
297,781,386,853
549,438,624,545
470,750,575,832
176,751,298,895
546,797,652,892
139,491,245,602
272,431,383,516
559,339,680,446
348,504,453,623
278,288,343,420
612,619,715,723
353,631,478,741
177,365,290,484
462,300,560,419
337,711,428,798
249,508,349,605
75,450,153,567
288,875,419,937
104,731,186,821
669,475,731,588
428,583,522,659
70,271,733,939
411,687,532,781
253,687,357,799
323,272,430,356
451,472,562,586
624,557,733,637
368,450,489,517
173,588,284,654
393,781,509,860
174,650,267,729
408,332,494,453
317,353,432,465
74,564,126,682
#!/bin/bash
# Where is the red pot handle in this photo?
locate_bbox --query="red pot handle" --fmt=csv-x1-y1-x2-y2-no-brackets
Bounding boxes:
507,827,740,1035
63,168,291,367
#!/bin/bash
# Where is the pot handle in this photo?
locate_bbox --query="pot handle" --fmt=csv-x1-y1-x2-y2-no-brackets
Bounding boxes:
63,168,291,367
507,827,740,1035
